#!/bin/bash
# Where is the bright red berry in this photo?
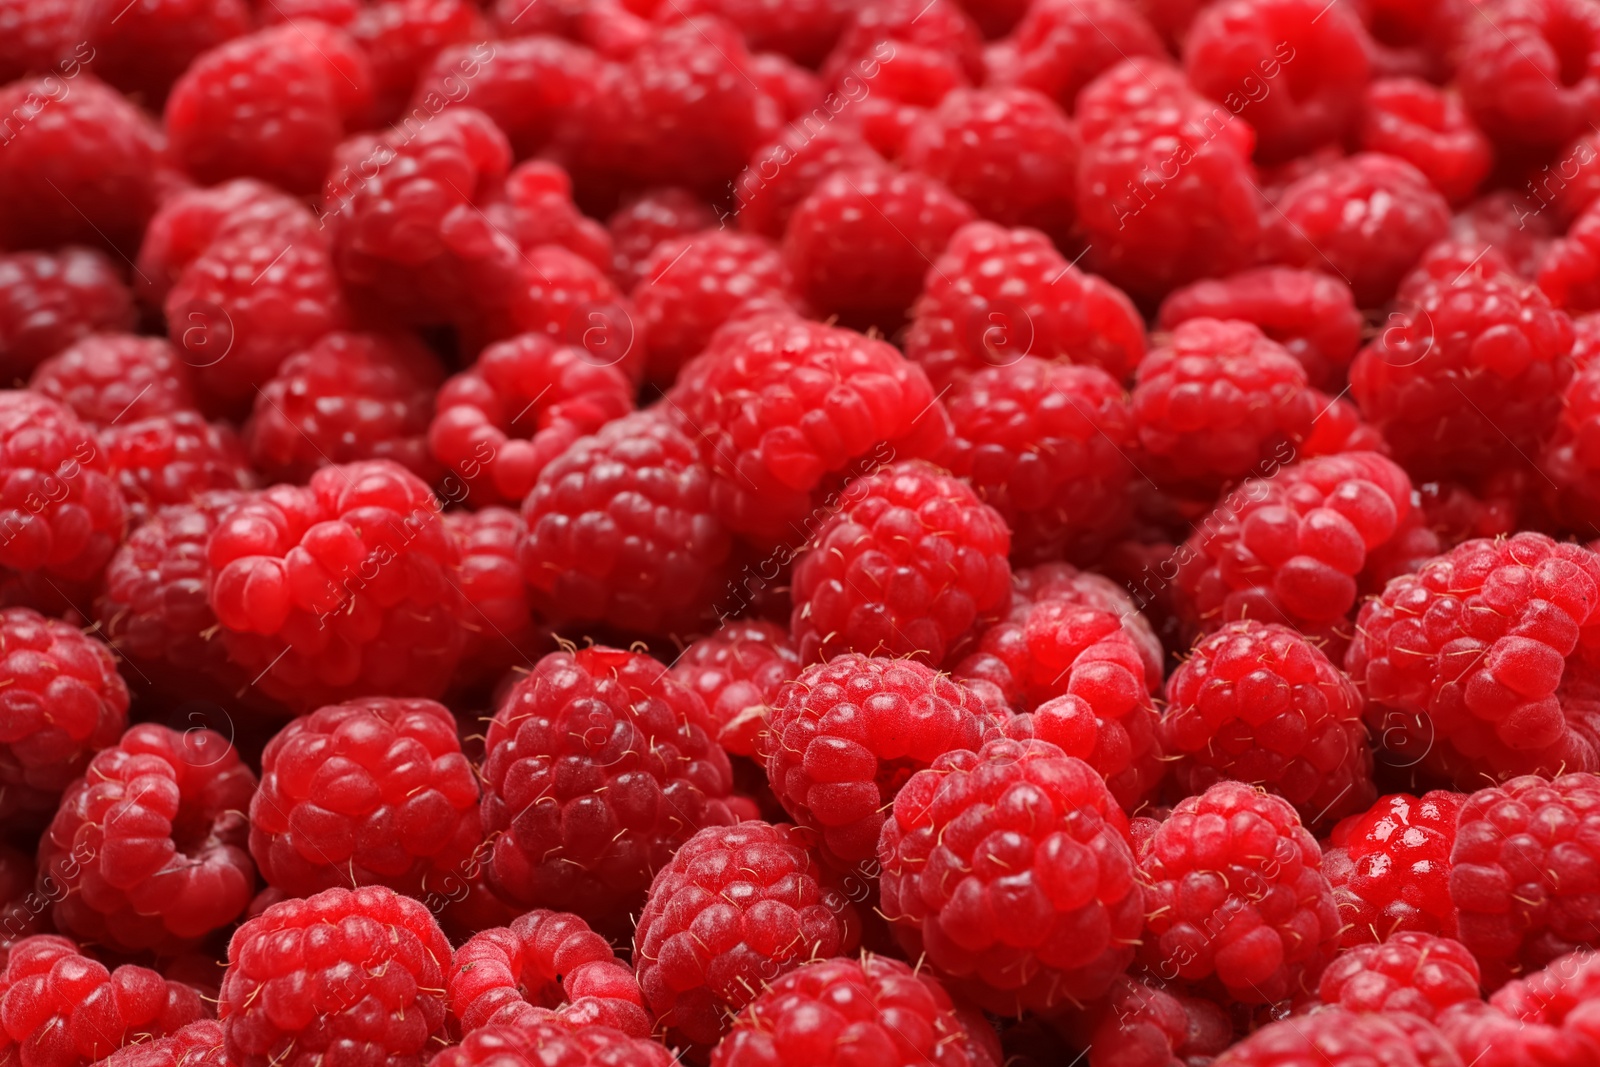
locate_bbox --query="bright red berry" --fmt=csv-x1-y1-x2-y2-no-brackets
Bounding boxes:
0,250,135,382
410,38,595,161
1439,950,1600,1066
1063,973,1235,1067
1457,0,1600,151
1359,78,1492,205
97,1020,227,1067
432,1020,674,1067
989,0,1164,113
348,0,484,125
733,124,885,241
1212,1007,1456,1067
29,335,197,429
607,186,720,289
1317,931,1481,1020
444,507,542,686
99,411,255,523
669,621,800,757
1324,791,1465,947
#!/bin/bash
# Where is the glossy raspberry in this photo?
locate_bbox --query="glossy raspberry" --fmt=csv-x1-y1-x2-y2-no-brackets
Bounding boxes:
903,222,1147,390
1324,791,1465,947
664,0,848,66
1347,535,1600,785
1213,1007,1456,1067
1139,781,1341,1004
246,330,446,484
38,722,255,952
411,38,595,161
348,0,483,124
607,187,719,289
443,507,542,686
500,160,614,276
474,245,643,378
520,410,732,638
1064,974,1235,1067
98,1019,226,1067
670,621,800,758
219,886,453,1067
1439,950,1600,1066
81,0,250,103
990,0,1163,112
29,335,196,430
429,333,634,507
1359,79,1490,206
206,461,466,708
0,934,206,1067
0,250,135,382
1458,0,1600,151
1539,197,1600,314
733,124,886,241
481,646,737,924
432,1020,674,1067
0,0,78,84
99,412,254,522
783,165,976,333
134,179,298,306
1317,932,1480,1020
633,820,858,1049
790,460,1010,667
450,910,648,1037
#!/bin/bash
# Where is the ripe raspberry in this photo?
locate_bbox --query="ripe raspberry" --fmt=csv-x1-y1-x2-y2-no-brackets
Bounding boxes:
1213,1007,1455,1067
348,0,483,124
520,410,733,638
664,0,849,66
500,160,614,277
469,245,645,379
0,844,41,951
1458,0,1600,151
98,1019,226,1067
133,179,297,306
1163,620,1374,830
164,22,373,195
206,461,466,708
0,0,78,84
1347,535,1600,785
245,330,446,484
1317,932,1481,1020
1359,79,1491,206
28,335,195,430
607,187,719,289
81,0,249,104
481,646,737,924
1072,55,1189,143
633,820,859,1049
790,460,1011,667
1064,973,1235,1067
0,250,135,382
1138,781,1341,1004
1439,950,1600,1067
902,222,1147,390
219,886,453,1067
0,934,206,1067
989,0,1164,113
450,910,649,1037
666,313,949,545
1324,791,1465,947
783,165,976,333
1539,198,1600,314
1157,268,1362,391
411,38,594,162
733,124,885,241
99,412,255,523
429,333,634,507
670,621,800,757
433,1020,673,1067
822,0,982,81
444,507,543,687
1355,0,1468,81
38,722,255,953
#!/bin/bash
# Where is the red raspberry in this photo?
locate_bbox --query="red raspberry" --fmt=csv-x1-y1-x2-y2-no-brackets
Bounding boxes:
476,246,646,377
763,653,990,866
501,160,614,277
1163,620,1374,831
98,1020,226,1067
0,607,127,828
520,410,733,638
783,165,976,333
664,0,849,67
428,333,635,507
245,330,446,484
670,621,800,757
989,0,1164,113
0,844,41,951
607,187,719,289
445,507,542,686
481,646,737,924
1072,56,1190,143
0,250,135,382
1140,781,1341,1004
449,910,649,1037
1157,268,1362,391
1439,950,1600,1066
28,335,196,430
1064,974,1235,1067
99,412,255,522
666,313,949,545
433,1020,673,1067
1537,318,1600,524
1458,0,1600,151
411,38,595,162
633,820,859,1049
348,0,483,124
0,934,206,1067
1213,1007,1456,1067
1354,0,1468,81
733,124,885,241
1539,198,1600,313
219,886,453,1067
712,954,992,1067
248,697,481,899
1347,535,1600,785
1324,791,1465,947
206,461,466,708
1266,154,1452,308
0,0,78,84
1184,0,1372,164
1359,79,1491,206
1317,932,1481,1020
937,356,1134,566
790,459,1011,667
822,0,982,81
633,230,800,384
878,738,1141,1014
902,222,1147,390
1450,774,1600,983
81,0,249,104
133,179,296,306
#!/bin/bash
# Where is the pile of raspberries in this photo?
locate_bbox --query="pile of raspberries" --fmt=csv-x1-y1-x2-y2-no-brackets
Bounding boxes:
4,0,1600,1064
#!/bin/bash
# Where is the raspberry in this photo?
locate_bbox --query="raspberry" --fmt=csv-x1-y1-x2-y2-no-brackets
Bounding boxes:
0,934,206,1067
245,330,446,484
449,910,649,1036
80,0,250,104
664,0,849,66
1266,154,1452,308
607,187,719,289
471,246,645,379
218,886,453,1067
632,230,800,384
0,250,135,382
763,652,990,866
1156,268,1362,391
1212,1007,1456,1067
670,621,801,757
1317,932,1481,1020
989,0,1164,113
732,124,886,240
481,646,737,925
902,222,1147,390
0,844,41,951
1355,0,1468,82
1536,322,1600,525
1064,974,1235,1067
28,335,196,430
1439,950,1600,1066
501,160,614,277
878,738,1141,1013
666,313,949,545
410,38,596,161
1073,56,1190,143
1359,79,1491,206
1324,791,1465,947
790,460,1011,667
1138,781,1341,1004
712,954,992,1067
1346,535,1600,785
98,1020,226,1067
937,356,1135,566
0,0,77,84
433,1020,674,1067
633,820,859,1049
445,507,543,686
248,697,481,899
1457,0,1600,151
1450,774,1600,983
348,0,484,125
99,412,256,522
1131,318,1320,498
428,333,635,507
206,461,466,708
822,0,983,82
38,722,255,953
133,179,297,306
1183,0,1372,164
1538,197,1600,313
1162,620,1374,831
520,410,733,638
